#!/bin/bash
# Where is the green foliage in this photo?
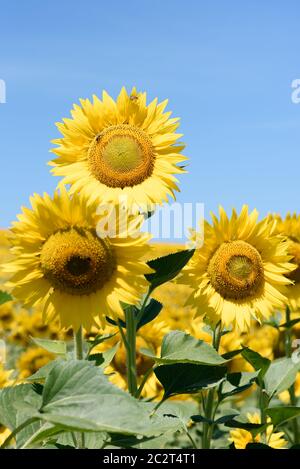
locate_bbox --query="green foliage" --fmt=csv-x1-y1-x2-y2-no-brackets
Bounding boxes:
154,363,227,398
264,358,300,397
142,330,228,365
31,337,67,357
266,406,300,427
145,249,195,292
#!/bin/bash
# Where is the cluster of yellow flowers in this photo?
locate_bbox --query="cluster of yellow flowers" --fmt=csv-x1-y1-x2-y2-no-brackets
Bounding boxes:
1,88,300,449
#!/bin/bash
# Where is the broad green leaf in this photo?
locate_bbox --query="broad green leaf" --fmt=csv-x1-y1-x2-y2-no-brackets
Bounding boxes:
142,331,227,366
154,363,227,398
241,347,271,382
31,337,67,356
57,430,107,449
264,358,299,397
0,290,12,305
266,406,300,427
145,249,195,292
38,360,181,437
219,371,259,400
0,384,42,448
0,384,41,430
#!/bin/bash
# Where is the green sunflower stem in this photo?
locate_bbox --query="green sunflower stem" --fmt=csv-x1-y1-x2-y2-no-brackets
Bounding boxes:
74,325,84,360
202,321,222,449
284,305,299,444
73,325,85,449
125,307,138,397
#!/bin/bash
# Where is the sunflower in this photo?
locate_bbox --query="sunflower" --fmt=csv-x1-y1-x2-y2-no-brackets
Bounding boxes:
50,87,186,209
16,346,55,379
229,413,287,449
272,213,300,310
180,206,294,331
4,188,152,331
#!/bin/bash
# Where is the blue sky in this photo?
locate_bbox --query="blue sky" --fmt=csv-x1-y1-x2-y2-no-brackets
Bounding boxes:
0,0,299,235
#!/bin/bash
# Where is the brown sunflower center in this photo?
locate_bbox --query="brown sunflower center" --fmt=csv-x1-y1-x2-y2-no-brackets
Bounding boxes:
207,240,265,300
288,240,300,283
88,124,155,188
40,228,116,295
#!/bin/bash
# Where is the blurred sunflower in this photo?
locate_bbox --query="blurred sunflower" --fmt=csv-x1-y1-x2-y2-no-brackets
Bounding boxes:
180,206,294,331
0,364,14,388
50,87,187,208
16,346,55,379
272,213,300,310
4,188,152,331
0,301,15,330
229,412,287,449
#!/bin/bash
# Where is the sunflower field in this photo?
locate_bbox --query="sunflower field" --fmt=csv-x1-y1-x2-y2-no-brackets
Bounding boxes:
1,88,300,452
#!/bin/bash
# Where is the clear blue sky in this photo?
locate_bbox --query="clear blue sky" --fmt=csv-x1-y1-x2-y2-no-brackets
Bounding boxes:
0,1,299,233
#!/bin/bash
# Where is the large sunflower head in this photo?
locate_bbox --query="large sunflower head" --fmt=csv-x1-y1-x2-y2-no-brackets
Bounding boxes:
4,188,152,331
50,87,187,209
272,213,300,310
180,206,295,331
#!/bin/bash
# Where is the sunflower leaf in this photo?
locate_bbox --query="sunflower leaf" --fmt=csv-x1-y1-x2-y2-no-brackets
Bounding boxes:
266,406,300,428
37,360,181,437
264,357,300,397
145,249,195,292
31,337,67,357
154,363,227,398
241,346,271,384
141,330,228,366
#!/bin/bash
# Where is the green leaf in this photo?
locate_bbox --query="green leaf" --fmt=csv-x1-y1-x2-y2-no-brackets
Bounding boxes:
57,430,107,449
0,290,12,305
266,406,300,427
136,299,163,330
154,363,227,398
145,249,195,292
31,337,67,357
264,358,300,397
38,360,181,437
241,347,271,383
0,384,42,447
221,349,243,360
0,384,41,430
224,418,267,438
142,331,228,366
219,371,259,400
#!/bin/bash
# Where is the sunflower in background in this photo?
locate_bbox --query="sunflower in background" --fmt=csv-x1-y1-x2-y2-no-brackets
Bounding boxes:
4,187,152,331
16,346,55,379
272,213,300,311
229,412,287,449
180,206,295,331
50,87,187,209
